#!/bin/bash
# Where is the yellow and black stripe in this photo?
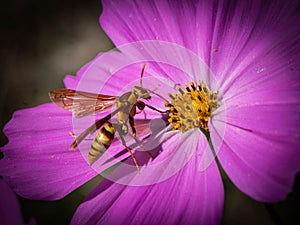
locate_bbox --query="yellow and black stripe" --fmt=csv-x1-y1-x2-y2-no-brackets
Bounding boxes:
88,122,115,165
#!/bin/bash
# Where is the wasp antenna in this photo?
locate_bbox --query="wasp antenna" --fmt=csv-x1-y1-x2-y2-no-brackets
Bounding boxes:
147,88,169,102
152,84,160,92
140,64,146,87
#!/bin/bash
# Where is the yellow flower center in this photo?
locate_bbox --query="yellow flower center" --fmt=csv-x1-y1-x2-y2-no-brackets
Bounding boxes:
165,81,219,132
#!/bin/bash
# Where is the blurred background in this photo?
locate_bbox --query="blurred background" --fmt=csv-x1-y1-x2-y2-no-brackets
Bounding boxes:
0,0,299,224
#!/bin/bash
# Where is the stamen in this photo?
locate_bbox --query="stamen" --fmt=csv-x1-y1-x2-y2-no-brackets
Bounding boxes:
168,93,175,100
184,84,191,92
197,81,202,91
202,84,208,93
176,85,185,95
190,82,196,91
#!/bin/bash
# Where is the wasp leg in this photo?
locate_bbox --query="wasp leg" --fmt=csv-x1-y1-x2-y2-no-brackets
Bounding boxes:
133,135,155,160
118,131,140,174
135,101,145,114
136,100,168,114
136,109,143,114
69,132,80,151
129,115,155,160
129,114,137,136
69,132,93,141
69,132,77,139
144,104,168,114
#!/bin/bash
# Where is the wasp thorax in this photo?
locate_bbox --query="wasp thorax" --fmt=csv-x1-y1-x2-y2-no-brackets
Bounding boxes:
165,81,219,132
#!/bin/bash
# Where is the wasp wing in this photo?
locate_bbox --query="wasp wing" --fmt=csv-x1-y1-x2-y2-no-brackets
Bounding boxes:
49,88,117,118
131,118,153,138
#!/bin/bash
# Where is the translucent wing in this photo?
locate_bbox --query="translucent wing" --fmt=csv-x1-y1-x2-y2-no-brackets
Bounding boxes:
131,119,152,139
49,88,117,118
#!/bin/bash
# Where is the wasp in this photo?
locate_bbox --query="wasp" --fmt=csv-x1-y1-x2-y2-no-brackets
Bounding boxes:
49,64,167,172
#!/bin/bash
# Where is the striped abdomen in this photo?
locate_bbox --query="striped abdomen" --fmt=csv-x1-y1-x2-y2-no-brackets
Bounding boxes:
88,122,115,165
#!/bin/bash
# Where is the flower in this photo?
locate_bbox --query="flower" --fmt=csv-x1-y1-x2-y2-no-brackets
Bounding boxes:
1,0,300,225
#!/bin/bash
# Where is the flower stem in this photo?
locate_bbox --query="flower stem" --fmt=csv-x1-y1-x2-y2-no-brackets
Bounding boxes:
200,128,217,158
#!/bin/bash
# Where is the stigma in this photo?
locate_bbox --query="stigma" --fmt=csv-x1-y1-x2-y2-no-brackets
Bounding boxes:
165,81,219,132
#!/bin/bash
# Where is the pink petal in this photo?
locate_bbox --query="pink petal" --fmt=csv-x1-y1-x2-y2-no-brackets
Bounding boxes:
209,1,300,91
0,104,98,200
215,101,300,202
71,135,224,225
100,0,300,88
100,0,217,64
211,1,300,202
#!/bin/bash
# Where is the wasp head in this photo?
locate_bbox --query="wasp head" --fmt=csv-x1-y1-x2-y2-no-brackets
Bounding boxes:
133,86,151,100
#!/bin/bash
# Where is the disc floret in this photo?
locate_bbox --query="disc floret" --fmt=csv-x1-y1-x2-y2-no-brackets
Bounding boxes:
166,81,219,132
